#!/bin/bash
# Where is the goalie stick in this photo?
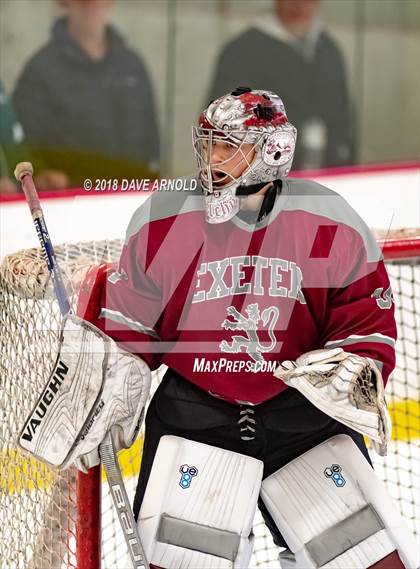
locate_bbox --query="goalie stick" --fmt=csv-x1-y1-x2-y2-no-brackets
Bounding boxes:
14,162,71,315
15,162,150,569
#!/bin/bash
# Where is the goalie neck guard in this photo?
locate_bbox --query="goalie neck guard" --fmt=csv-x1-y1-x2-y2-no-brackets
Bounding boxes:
192,86,297,224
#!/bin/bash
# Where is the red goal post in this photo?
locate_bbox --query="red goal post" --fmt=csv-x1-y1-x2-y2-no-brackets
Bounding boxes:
0,230,418,569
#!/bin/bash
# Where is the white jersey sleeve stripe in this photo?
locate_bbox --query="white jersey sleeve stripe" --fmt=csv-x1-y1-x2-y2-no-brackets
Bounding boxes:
325,333,396,350
100,308,160,339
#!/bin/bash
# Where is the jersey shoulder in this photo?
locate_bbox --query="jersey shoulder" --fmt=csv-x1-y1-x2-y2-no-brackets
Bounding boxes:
283,178,381,262
125,178,203,243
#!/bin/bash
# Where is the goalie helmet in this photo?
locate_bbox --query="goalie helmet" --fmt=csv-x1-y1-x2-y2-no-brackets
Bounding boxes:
192,87,297,224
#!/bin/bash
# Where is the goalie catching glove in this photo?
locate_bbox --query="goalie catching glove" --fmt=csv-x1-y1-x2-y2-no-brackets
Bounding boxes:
19,314,151,472
274,348,392,456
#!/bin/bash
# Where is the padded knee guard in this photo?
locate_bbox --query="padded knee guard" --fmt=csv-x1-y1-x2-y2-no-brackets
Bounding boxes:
138,436,263,568
261,435,418,569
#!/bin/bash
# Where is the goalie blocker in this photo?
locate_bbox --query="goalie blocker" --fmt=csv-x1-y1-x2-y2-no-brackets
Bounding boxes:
18,314,151,471
139,436,418,569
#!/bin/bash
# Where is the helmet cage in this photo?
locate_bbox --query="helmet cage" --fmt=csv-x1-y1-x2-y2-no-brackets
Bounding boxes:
192,123,296,197
192,126,265,195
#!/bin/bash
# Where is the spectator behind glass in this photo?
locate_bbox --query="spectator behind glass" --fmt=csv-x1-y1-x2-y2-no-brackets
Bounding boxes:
13,0,160,188
0,80,69,193
206,0,355,170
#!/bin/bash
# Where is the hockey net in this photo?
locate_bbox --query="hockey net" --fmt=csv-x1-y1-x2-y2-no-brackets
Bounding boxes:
0,232,419,569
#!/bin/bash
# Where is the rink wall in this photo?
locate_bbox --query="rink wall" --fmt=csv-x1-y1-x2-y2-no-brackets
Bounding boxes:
1,163,419,259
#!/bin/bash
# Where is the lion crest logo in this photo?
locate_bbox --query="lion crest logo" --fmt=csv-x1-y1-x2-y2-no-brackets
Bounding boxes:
220,303,279,367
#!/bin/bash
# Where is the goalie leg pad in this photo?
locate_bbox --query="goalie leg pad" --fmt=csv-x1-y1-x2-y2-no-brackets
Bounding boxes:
138,436,263,568
260,435,418,569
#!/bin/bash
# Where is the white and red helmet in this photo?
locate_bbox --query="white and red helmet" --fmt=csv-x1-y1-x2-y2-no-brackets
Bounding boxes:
192,87,297,223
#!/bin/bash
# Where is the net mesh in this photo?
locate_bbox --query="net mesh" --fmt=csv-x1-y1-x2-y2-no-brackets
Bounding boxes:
374,253,420,539
0,237,418,569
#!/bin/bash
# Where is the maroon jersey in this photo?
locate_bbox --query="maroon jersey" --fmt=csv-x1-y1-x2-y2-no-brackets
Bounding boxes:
94,179,397,405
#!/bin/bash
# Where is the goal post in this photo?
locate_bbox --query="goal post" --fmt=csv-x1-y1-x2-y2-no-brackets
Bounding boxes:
77,467,101,569
0,233,418,568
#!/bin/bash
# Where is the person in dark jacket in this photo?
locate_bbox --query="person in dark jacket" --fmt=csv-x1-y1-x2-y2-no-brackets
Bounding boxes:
13,0,160,188
0,80,27,193
206,0,355,170
0,79,69,193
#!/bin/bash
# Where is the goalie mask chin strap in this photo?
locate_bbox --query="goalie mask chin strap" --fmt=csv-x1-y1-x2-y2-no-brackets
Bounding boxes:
236,180,282,223
235,182,269,196
257,180,280,221
100,431,150,569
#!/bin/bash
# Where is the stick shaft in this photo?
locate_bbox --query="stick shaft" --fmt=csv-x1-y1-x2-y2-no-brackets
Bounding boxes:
20,172,71,315
20,172,42,216
100,433,149,569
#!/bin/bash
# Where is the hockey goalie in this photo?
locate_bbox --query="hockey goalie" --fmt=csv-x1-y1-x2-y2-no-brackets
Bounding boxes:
20,87,418,569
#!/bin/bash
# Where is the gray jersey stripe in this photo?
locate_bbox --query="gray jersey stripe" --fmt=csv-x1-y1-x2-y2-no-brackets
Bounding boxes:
100,308,160,339
125,178,203,244
283,179,382,263
125,177,381,263
221,178,381,264
325,333,395,350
